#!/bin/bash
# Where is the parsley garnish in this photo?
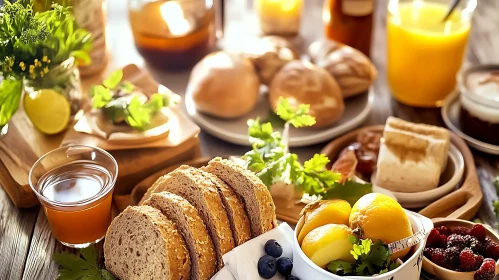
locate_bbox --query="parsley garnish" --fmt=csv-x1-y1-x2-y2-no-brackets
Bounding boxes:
243,97,372,203
53,245,115,280
492,177,499,230
90,69,173,131
328,235,399,276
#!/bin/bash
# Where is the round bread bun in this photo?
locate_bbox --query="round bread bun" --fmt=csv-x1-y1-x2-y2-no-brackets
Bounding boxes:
246,36,300,86
187,51,260,119
269,60,345,128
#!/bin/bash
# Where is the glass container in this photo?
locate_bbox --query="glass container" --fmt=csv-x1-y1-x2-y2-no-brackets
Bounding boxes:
255,0,304,36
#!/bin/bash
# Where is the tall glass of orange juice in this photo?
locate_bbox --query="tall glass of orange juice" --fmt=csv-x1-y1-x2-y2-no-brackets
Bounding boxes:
29,145,118,248
387,0,477,107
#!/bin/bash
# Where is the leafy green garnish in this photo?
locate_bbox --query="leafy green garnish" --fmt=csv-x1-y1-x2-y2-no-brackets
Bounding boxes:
243,97,371,202
90,69,172,131
53,245,115,280
328,235,399,277
0,78,23,127
492,176,499,230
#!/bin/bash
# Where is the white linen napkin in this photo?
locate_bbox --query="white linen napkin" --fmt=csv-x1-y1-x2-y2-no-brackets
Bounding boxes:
211,223,295,280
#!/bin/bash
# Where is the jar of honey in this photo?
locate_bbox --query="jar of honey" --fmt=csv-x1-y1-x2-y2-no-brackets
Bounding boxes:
128,0,217,71
323,0,374,56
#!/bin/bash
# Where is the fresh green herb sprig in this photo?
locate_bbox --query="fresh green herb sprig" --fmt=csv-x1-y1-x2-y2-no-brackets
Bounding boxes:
492,177,499,230
328,235,399,276
53,245,115,280
243,97,372,204
90,69,173,131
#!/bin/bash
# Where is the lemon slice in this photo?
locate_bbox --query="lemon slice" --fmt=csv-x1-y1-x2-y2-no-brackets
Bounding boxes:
24,89,71,135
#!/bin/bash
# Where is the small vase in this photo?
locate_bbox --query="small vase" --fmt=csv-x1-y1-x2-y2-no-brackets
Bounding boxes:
23,57,82,119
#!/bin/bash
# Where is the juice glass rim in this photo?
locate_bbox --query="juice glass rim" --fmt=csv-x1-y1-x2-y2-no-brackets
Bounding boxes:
387,0,478,19
28,144,118,209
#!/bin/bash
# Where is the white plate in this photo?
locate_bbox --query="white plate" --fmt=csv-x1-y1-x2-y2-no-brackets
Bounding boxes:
185,88,374,147
442,92,499,155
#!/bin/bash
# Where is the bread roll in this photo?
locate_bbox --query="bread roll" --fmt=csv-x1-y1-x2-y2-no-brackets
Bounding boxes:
269,60,345,127
309,39,377,98
187,51,260,118
246,36,300,85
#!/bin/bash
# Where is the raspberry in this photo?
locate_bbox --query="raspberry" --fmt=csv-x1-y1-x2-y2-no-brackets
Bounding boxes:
471,224,487,241
474,258,496,280
474,255,485,271
453,226,471,236
485,241,499,260
460,248,476,271
437,226,453,237
431,248,446,266
448,234,467,250
445,247,461,268
428,228,444,248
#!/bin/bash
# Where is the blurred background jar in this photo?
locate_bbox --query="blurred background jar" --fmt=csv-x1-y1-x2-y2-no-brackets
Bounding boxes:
255,0,304,37
128,0,217,71
323,0,374,57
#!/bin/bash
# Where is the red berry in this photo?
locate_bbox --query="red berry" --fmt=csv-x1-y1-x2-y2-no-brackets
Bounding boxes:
485,241,499,260
471,224,487,241
460,248,477,271
428,228,444,248
437,226,453,237
453,226,471,236
448,234,467,250
474,255,485,271
431,248,446,266
474,258,496,280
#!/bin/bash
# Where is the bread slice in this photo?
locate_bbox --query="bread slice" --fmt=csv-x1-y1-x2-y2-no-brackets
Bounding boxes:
104,206,190,280
202,157,277,237
143,192,216,280
198,169,251,246
140,166,235,269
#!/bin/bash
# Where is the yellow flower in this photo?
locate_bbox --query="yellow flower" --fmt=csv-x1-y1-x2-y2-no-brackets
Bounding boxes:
19,62,26,71
42,56,48,62
29,65,35,74
43,67,49,74
47,59,51,63
40,71,44,77
34,59,38,64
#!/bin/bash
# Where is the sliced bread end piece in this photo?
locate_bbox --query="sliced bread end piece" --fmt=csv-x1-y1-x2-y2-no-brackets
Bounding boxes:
103,206,190,280
203,157,277,237
143,192,217,280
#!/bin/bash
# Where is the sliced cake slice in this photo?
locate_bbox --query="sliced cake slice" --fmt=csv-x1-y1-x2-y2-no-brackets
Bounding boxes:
143,192,217,280
140,165,235,269
198,169,251,246
203,157,278,237
103,206,190,280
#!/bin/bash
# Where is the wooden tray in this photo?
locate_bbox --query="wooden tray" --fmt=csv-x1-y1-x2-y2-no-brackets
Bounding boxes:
121,125,482,224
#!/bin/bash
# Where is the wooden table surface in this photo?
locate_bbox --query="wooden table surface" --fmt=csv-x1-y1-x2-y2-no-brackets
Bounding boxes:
1,0,499,279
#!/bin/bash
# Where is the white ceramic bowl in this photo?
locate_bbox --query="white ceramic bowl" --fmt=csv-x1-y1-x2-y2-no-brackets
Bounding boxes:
292,210,434,280
371,144,465,208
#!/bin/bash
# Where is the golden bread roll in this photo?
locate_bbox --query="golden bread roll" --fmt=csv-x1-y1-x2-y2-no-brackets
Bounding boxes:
308,39,377,98
187,51,260,119
246,36,300,86
269,60,345,128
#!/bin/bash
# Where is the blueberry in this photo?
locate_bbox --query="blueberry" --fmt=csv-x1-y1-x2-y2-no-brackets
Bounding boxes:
286,276,300,280
257,255,277,279
276,257,293,276
264,239,283,258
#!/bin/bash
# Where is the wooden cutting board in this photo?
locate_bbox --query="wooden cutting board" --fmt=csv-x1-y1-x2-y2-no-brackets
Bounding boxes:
122,125,482,224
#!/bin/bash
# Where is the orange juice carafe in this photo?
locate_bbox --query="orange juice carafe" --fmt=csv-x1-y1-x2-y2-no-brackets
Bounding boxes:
387,0,477,107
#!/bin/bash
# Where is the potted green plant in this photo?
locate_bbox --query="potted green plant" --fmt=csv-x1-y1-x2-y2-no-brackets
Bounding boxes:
0,1,91,135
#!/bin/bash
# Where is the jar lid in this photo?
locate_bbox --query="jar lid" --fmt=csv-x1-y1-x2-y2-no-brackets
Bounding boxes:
458,64,499,104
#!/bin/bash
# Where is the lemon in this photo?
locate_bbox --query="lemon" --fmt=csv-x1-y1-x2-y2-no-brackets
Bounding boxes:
24,89,71,135
298,199,351,245
301,224,355,268
349,193,413,260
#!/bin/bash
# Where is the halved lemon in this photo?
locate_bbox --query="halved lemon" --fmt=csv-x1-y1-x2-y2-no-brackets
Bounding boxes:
24,89,71,135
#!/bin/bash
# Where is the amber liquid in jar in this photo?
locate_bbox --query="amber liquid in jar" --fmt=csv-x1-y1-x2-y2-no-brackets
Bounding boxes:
129,1,216,71
39,161,113,246
324,0,373,56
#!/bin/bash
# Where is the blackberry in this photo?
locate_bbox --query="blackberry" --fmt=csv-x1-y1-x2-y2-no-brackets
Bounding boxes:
464,235,485,255
448,234,467,250
444,247,461,269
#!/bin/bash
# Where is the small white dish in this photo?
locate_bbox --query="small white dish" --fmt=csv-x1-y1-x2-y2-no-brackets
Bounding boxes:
442,92,499,155
185,88,374,147
370,144,465,208
292,210,434,280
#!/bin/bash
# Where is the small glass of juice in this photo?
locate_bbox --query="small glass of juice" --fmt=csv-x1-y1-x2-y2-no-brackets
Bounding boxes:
29,145,118,248
387,0,477,107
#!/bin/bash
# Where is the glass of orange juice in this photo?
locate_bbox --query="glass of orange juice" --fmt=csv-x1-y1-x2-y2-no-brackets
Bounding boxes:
387,0,477,107
29,145,118,248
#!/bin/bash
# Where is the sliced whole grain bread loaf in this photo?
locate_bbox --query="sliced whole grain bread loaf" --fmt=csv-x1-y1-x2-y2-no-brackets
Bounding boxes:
103,206,190,280
197,169,251,246
140,165,235,269
203,157,278,237
139,175,169,205
143,192,217,280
